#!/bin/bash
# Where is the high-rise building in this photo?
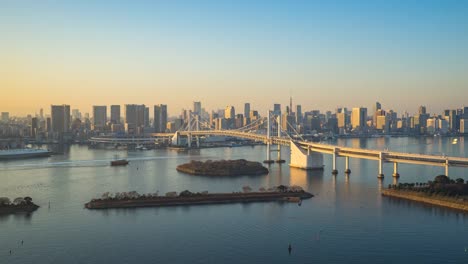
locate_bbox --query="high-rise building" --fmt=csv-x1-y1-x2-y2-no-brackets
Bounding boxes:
244,103,250,118
93,105,107,130
419,106,427,115
154,104,168,133
144,107,150,127
51,104,71,133
39,108,44,120
125,104,145,134
31,117,38,138
351,107,367,129
273,104,281,115
449,110,457,131
1,112,9,123
373,102,382,126
110,105,121,124
193,101,202,116
225,106,235,119
296,105,302,125
461,119,468,134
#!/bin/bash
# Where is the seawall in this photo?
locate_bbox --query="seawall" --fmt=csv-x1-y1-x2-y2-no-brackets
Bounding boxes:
381,189,468,212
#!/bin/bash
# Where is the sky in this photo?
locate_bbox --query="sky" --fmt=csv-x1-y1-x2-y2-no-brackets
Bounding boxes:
1,0,468,117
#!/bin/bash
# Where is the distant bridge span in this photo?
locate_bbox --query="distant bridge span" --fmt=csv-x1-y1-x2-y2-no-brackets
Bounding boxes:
151,130,468,177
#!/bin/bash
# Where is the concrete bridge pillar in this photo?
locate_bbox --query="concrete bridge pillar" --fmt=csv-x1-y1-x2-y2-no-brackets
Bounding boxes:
332,148,338,175
445,159,449,176
392,162,400,178
378,152,384,179
344,156,351,174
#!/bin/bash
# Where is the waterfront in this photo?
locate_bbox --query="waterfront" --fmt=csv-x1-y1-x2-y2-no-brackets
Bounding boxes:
1,137,467,263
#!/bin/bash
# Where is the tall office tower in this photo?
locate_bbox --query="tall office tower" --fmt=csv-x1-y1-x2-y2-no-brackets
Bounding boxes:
273,104,281,115
31,117,38,137
46,117,52,132
225,106,235,119
373,102,382,126
51,105,71,133
1,112,9,123
337,112,346,128
93,105,107,130
125,104,145,133
449,110,457,131
39,108,44,119
419,106,427,115
110,105,121,124
154,104,168,133
193,101,202,116
296,105,302,124
144,107,150,127
244,103,250,118
351,107,367,129
289,97,293,115
464,107,468,119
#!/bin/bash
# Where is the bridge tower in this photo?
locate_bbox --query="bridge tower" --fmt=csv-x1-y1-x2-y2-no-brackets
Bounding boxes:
187,110,192,148
263,111,275,164
276,114,285,163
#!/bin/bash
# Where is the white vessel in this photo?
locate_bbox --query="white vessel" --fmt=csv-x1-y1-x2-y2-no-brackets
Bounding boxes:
0,149,52,160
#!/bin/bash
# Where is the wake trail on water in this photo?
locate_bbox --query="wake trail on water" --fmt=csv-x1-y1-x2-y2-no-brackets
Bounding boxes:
0,154,217,171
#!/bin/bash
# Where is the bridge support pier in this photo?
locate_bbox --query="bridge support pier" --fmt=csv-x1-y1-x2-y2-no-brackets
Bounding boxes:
445,159,449,176
378,152,384,178
332,148,338,175
392,162,400,177
344,156,351,174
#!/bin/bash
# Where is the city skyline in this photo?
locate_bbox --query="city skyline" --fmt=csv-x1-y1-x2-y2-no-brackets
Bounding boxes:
2,1,468,116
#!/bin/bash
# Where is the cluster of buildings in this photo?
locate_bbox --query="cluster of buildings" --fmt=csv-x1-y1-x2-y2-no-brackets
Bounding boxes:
1,101,468,143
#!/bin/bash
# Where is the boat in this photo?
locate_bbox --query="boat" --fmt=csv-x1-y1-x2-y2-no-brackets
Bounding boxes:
0,148,52,160
111,159,129,166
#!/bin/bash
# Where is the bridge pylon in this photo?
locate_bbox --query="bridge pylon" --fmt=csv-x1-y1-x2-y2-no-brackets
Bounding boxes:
263,111,275,164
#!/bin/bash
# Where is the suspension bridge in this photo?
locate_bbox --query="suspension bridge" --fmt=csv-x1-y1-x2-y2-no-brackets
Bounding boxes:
91,111,468,178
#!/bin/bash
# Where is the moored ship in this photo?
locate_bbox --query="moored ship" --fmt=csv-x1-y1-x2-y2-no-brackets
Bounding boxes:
0,149,52,160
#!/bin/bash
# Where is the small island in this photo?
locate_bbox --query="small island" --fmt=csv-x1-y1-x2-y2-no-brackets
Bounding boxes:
85,185,313,209
0,197,39,214
176,159,269,176
382,175,468,212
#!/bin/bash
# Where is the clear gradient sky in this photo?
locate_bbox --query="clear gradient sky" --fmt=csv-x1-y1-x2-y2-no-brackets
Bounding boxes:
1,0,468,116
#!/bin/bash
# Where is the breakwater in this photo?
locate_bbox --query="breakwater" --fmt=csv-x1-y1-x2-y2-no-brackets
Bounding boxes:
85,189,313,209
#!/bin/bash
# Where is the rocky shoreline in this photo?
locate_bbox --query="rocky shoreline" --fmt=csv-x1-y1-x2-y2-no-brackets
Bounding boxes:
85,186,312,209
176,159,269,176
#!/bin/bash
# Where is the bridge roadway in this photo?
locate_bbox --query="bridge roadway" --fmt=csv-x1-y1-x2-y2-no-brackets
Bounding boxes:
151,130,468,169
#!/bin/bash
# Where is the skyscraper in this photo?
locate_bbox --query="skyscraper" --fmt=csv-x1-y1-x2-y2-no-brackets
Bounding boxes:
273,104,281,115
154,104,168,133
419,106,427,115
193,101,201,116
244,103,250,118
1,112,9,123
352,107,367,129
296,105,302,125
144,107,150,127
125,104,145,134
110,105,121,124
93,105,107,130
51,105,71,133
225,106,235,119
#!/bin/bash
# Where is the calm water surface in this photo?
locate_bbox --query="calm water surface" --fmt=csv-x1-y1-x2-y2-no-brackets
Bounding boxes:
0,137,467,263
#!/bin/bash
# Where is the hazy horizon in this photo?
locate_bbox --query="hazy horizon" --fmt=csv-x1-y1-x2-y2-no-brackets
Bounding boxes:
2,1,468,116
